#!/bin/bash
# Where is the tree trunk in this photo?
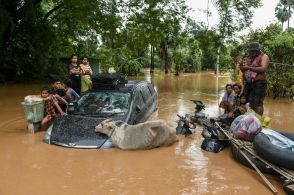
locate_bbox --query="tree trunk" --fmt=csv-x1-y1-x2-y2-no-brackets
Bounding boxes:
160,41,169,74
150,45,154,73
164,55,169,74
288,5,290,29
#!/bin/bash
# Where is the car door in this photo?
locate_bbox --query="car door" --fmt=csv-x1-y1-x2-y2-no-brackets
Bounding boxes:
147,83,158,111
140,83,154,120
132,85,146,124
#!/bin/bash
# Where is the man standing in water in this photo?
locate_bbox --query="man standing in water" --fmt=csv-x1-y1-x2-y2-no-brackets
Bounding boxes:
241,42,269,116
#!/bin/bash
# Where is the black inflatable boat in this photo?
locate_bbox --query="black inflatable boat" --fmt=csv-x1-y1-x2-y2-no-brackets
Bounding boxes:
230,143,277,175
253,132,294,170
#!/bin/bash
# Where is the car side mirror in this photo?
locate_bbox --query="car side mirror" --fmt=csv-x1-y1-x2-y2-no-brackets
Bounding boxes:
135,105,141,113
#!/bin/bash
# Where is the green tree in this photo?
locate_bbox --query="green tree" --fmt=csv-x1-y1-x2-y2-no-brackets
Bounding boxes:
0,0,128,81
211,0,261,74
275,3,290,30
213,0,261,39
279,0,294,29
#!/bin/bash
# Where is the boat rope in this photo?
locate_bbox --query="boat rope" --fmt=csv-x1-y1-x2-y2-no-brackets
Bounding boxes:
270,62,294,67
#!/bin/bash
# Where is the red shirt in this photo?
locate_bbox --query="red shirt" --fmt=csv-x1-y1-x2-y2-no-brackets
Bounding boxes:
44,95,57,117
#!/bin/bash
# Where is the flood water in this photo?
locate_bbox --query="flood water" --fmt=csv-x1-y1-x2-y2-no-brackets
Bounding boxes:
0,71,293,195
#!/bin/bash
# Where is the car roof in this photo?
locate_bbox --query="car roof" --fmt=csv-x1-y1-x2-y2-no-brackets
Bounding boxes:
91,80,148,93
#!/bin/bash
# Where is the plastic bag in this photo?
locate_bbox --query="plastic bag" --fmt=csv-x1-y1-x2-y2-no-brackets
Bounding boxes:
245,108,271,128
24,95,43,104
108,67,116,73
229,113,262,141
262,129,294,151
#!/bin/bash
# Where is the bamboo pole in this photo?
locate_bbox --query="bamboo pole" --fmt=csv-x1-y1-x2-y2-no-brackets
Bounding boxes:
215,122,278,194
232,142,278,194
238,141,294,181
219,127,294,181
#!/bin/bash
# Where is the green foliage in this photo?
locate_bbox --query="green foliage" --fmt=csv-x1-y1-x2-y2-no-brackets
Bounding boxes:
275,3,290,30
275,0,294,29
97,46,144,76
171,38,202,72
230,23,283,58
0,0,272,82
219,46,234,72
1,5,54,81
0,0,192,81
214,0,262,39
122,59,142,76
187,21,220,70
264,31,294,98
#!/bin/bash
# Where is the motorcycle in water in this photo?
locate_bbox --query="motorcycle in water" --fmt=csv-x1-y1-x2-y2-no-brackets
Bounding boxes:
190,100,207,125
176,114,196,136
175,100,228,152
201,118,229,153
190,99,234,128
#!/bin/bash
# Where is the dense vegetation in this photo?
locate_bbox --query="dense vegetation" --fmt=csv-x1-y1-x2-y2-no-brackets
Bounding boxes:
0,0,293,98
0,0,261,81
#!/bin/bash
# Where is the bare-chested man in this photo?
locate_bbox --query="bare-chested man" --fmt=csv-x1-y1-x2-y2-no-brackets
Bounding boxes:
241,42,269,116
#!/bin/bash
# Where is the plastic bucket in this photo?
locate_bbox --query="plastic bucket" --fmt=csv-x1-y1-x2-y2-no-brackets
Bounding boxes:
21,101,44,123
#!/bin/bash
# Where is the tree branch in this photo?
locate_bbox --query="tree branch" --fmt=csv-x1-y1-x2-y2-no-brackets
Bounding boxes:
46,10,64,25
43,2,64,22
33,0,44,5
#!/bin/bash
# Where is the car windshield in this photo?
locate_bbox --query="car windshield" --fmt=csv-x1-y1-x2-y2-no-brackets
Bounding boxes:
77,91,131,115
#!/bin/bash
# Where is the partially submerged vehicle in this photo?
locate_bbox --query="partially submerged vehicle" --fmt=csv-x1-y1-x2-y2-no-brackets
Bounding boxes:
44,74,158,148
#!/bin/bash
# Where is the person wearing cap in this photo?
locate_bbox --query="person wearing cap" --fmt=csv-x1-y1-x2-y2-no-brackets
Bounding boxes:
241,42,269,116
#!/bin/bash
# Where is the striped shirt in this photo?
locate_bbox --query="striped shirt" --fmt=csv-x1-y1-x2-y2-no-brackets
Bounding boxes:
80,64,93,80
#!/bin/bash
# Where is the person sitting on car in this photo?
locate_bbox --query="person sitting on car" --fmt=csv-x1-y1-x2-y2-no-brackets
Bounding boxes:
40,87,67,131
65,79,80,102
50,78,68,111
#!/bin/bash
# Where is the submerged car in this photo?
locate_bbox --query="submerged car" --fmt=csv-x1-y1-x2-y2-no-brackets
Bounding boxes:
44,75,158,148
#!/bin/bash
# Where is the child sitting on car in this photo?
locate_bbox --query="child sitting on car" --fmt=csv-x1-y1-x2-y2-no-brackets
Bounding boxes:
41,87,67,131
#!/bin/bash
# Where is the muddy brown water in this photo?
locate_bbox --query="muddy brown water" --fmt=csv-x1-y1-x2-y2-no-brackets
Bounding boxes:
0,72,293,195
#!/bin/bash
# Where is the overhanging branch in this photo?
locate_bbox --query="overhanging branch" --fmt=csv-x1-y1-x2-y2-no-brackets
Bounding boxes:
43,2,64,22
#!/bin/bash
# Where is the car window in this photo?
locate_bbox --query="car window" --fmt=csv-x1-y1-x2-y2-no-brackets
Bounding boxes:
140,84,151,102
134,89,145,108
77,91,131,114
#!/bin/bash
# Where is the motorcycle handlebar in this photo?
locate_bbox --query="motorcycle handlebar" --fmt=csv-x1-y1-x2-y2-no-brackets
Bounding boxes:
177,114,184,120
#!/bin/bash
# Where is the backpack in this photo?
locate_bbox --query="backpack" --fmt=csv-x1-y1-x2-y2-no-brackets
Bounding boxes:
92,73,127,90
